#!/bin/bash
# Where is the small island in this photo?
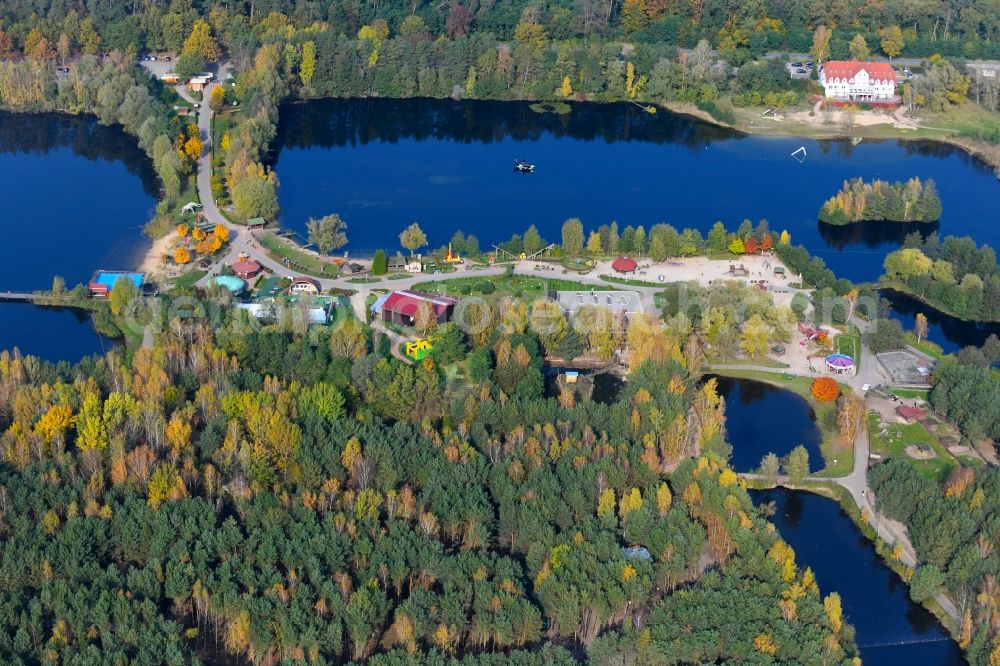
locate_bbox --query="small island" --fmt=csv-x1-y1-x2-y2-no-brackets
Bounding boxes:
819,177,942,225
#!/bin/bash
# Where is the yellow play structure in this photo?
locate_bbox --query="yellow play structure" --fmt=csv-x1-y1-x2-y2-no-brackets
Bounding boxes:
405,339,433,361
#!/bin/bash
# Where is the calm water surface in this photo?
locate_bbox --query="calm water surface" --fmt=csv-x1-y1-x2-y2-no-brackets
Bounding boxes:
883,289,1000,354
752,488,964,665
0,302,113,362
712,375,822,472
0,112,156,360
273,98,1000,285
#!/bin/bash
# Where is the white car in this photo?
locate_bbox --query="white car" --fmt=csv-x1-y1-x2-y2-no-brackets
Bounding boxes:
861,384,871,392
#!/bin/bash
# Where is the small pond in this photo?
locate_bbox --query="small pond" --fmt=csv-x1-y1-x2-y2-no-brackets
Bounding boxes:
711,375,822,472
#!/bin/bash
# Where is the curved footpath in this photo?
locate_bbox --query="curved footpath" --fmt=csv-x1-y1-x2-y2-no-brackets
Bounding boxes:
180,72,959,625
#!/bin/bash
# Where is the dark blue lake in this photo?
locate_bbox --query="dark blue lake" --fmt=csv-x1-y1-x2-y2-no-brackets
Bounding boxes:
752,488,964,665
0,112,158,290
883,288,1000,354
273,98,1000,285
0,112,156,361
712,375,822,472
0,302,114,362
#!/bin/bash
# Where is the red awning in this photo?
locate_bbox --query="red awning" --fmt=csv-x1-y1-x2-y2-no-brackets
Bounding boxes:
611,256,638,273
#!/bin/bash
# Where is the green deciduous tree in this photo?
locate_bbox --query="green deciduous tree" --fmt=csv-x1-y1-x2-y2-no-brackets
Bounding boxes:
562,218,585,256
307,213,349,254
400,223,428,257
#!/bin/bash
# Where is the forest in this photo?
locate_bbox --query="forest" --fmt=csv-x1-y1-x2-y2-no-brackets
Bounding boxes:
929,358,1000,443
881,234,1000,321
870,458,1000,663
2,0,1000,60
818,177,942,225
0,286,859,663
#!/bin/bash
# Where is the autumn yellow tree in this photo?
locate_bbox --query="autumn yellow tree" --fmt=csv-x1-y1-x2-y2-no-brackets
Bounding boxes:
561,76,572,98
184,136,204,161
174,247,191,264
182,19,221,62
824,592,843,633
176,223,189,238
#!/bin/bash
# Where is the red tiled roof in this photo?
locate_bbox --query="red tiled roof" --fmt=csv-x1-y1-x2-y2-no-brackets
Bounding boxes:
895,405,926,420
232,260,261,274
611,256,638,273
822,61,896,84
382,290,458,317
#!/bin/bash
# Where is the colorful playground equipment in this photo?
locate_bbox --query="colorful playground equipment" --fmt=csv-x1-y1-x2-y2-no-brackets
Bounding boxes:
825,353,855,374
405,339,433,361
444,243,463,264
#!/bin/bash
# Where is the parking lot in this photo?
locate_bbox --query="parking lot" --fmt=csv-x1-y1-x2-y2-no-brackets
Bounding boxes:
786,60,813,79
875,350,934,385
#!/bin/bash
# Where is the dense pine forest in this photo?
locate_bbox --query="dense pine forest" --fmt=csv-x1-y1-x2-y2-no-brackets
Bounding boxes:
0,300,858,664
871,459,1000,663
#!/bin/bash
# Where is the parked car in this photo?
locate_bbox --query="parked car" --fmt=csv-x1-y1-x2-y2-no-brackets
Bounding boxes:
795,68,807,74
790,62,803,68
165,56,172,62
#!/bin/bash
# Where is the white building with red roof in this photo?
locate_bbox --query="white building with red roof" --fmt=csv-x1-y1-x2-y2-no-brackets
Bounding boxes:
819,61,897,103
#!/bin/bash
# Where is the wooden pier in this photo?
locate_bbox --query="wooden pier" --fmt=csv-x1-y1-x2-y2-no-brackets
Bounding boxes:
0,292,41,302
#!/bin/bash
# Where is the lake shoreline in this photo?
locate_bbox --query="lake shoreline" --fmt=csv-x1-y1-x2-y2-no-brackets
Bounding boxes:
749,485,964,663
881,282,1000,325
661,100,1000,179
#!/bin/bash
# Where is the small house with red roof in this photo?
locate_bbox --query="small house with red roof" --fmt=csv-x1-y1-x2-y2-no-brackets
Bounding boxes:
895,405,926,424
381,290,458,326
820,61,896,103
611,256,638,274
232,260,262,280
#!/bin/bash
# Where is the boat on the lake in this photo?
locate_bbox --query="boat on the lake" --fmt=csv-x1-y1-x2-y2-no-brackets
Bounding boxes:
514,159,535,173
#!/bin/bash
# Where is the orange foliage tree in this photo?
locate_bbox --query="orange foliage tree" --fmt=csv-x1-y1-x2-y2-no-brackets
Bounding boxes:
174,247,191,264
176,223,189,238
213,225,230,243
811,377,840,402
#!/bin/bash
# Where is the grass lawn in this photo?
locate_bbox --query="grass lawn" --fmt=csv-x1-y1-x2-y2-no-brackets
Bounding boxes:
707,367,849,404
867,411,957,481
260,234,342,278
600,275,666,288
814,436,854,478
706,355,789,369
926,104,1000,143
835,332,862,368
173,269,207,289
904,333,947,361
889,387,931,400
413,275,614,299
560,257,596,272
